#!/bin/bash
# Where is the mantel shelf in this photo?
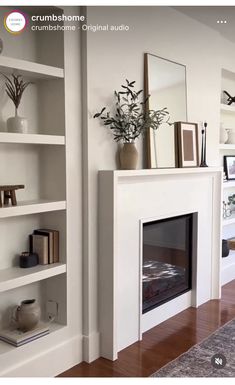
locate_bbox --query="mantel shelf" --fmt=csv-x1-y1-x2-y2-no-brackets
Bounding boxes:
0,263,66,293
0,56,64,80
0,200,66,218
0,132,65,145
99,167,222,180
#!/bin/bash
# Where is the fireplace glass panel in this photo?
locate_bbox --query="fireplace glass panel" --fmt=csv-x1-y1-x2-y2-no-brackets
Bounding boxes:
142,214,193,313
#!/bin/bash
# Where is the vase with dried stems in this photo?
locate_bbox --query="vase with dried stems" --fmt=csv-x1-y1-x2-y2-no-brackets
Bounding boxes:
94,79,171,170
1,73,33,134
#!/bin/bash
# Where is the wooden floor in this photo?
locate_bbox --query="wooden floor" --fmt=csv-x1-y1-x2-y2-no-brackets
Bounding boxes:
59,280,235,377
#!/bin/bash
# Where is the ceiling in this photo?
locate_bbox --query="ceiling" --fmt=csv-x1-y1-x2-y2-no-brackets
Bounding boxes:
174,6,235,43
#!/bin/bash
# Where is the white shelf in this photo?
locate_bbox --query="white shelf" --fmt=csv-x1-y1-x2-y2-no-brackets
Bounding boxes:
222,215,235,226
0,263,66,293
219,143,235,150
0,322,66,356
0,132,65,146
0,56,64,80
223,181,235,189
220,103,235,113
0,200,66,219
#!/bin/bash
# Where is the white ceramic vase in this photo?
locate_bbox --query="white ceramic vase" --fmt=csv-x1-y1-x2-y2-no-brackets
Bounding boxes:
7,110,28,134
227,130,235,144
220,124,228,144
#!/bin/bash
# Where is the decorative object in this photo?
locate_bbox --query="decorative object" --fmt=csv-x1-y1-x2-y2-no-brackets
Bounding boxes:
33,229,59,264
119,142,138,170
227,237,235,250
222,239,230,258
30,234,48,265
19,252,39,268
223,90,235,105
223,200,232,219
227,193,235,207
0,38,3,54
200,121,208,167
93,79,171,170
145,53,187,168
151,318,235,377
1,73,33,134
175,122,199,167
0,184,25,207
0,322,49,347
220,123,228,144
224,156,235,180
226,129,235,144
13,299,41,332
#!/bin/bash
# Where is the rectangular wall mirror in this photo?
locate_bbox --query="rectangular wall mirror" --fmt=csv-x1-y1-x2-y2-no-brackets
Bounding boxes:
145,53,187,168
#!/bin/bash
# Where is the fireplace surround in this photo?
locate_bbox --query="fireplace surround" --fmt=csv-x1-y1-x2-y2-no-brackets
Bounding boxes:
99,168,222,360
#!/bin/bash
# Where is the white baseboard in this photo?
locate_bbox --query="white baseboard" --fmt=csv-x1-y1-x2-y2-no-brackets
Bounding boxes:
0,334,83,377
83,332,100,363
221,263,235,285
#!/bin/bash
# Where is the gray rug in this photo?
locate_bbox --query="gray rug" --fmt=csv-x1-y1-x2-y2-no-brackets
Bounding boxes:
151,319,235,377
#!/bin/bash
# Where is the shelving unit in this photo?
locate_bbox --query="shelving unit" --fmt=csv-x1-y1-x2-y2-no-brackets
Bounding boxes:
0,5,82,377
0,14,67,338
220,67,235,287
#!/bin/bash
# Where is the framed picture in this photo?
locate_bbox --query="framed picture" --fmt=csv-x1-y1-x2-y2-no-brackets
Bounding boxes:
175,122,199,167
224,156,235,180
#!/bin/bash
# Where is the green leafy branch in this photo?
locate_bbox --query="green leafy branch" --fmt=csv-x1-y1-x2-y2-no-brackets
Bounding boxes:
94,79,171,143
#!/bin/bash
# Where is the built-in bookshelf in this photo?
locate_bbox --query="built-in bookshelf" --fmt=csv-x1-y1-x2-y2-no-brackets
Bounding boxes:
220,67,235,286
0,5,82,376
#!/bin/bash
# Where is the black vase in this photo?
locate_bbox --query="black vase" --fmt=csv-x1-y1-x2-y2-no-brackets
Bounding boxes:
222,239,229,258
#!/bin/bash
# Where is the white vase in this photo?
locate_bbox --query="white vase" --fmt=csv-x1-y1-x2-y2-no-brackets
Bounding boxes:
7,113,28,134
220,124,228,144
227,130,235,144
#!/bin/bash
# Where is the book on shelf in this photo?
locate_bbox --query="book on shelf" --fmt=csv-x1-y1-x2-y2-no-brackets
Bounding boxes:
34,229,59,264
30,234,48,265
0,322,49,347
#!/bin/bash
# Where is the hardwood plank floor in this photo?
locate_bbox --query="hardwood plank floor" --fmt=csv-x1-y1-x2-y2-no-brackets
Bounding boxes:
59,280,235,377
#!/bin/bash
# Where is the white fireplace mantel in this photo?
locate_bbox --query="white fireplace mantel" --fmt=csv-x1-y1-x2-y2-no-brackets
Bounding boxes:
98,167,222,361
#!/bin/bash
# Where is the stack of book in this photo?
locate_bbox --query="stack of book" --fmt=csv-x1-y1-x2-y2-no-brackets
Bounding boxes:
0,322,49,347
30,229,59,265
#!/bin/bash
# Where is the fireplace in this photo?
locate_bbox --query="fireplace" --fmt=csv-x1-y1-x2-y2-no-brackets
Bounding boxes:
142,213,194,314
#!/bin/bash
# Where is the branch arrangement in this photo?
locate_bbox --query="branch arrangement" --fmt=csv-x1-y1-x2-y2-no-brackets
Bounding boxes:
94,79,171,143
1,73,33,111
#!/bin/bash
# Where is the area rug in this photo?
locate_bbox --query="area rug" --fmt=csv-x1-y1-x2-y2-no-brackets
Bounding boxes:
151,319,235,377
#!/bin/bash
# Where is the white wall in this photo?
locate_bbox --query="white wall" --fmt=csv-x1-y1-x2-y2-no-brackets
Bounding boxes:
83,6,235,360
